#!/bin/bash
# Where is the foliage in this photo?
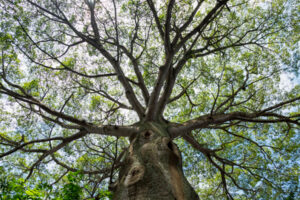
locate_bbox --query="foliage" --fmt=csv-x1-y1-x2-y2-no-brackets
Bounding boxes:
60,172,83,200
0,166,50,199
0,167,112,200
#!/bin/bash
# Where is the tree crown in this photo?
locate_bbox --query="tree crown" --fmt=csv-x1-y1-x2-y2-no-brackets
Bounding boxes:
0,0,299,199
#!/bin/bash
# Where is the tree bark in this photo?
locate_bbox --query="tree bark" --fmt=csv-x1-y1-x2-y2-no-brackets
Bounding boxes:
112,122,199,200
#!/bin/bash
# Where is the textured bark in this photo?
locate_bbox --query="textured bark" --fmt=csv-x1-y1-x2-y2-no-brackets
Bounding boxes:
112,122,199,200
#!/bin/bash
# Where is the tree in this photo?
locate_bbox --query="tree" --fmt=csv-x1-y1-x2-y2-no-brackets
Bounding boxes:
0,0,299,199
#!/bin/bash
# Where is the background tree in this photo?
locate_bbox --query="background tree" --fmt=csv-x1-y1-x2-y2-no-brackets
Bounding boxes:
0,0,299,199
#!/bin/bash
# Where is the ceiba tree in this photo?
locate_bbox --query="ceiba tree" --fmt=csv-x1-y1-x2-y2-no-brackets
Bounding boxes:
0,0,299,199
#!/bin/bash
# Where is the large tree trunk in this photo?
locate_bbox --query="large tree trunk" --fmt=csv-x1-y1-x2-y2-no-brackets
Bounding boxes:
112,122,199,200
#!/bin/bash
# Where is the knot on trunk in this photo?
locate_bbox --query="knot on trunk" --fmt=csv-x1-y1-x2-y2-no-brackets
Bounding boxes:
124,164,145,186
162,137,181,161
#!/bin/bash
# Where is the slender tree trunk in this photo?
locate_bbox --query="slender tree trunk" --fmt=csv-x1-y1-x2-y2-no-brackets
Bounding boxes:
111,122,199,200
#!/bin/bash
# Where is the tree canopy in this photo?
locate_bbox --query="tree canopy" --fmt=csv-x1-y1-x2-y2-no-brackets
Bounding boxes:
0,0,299,199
